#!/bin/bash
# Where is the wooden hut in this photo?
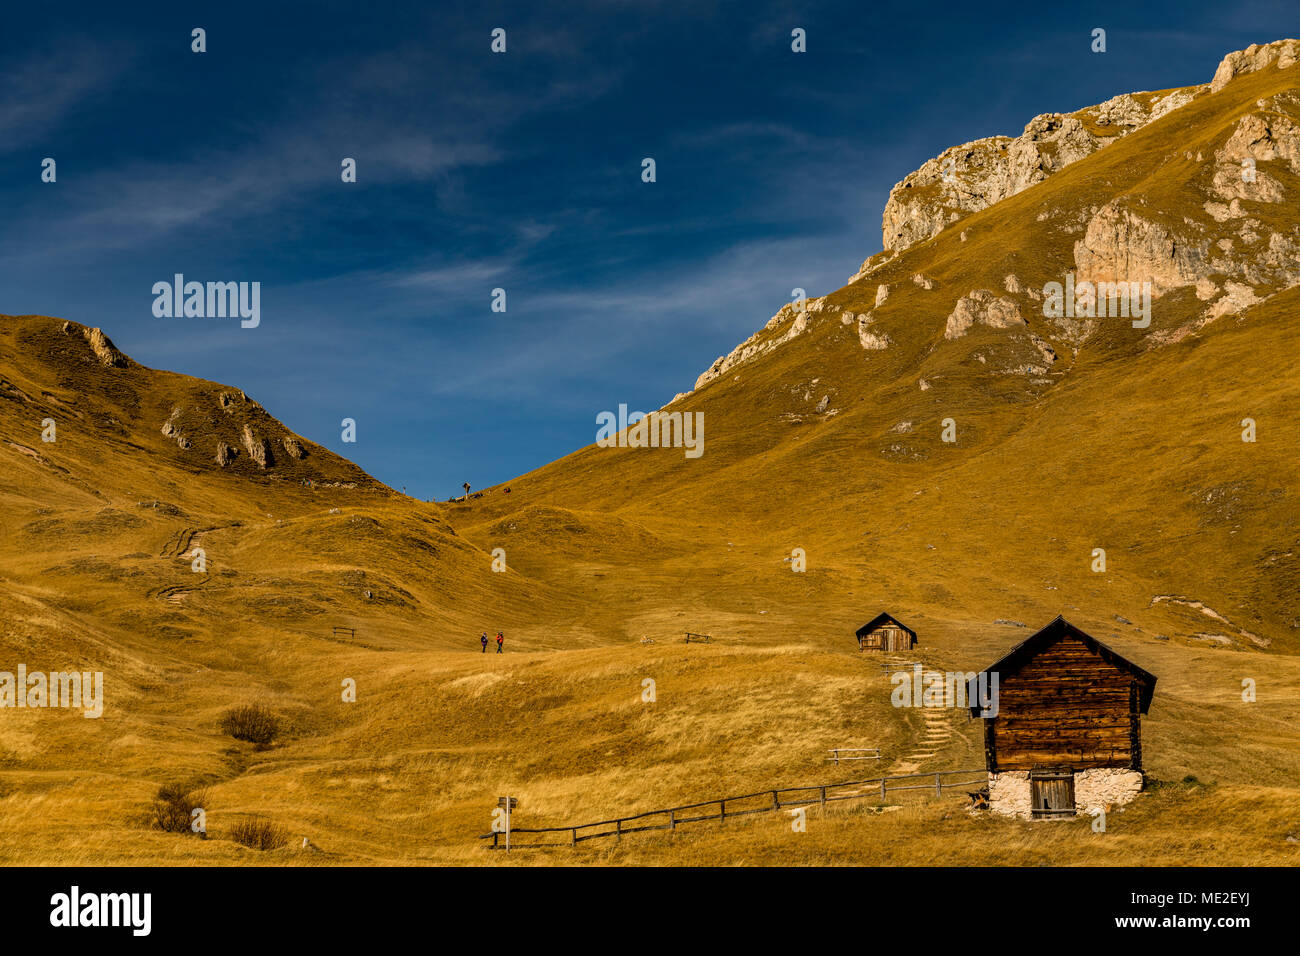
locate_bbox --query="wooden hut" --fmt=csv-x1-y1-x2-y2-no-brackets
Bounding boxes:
967,616,1156,820
855,613,917,652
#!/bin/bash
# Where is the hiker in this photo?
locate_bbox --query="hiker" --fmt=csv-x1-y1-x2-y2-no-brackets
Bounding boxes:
462,482,471,501
480,633,488,653
495,631,504,654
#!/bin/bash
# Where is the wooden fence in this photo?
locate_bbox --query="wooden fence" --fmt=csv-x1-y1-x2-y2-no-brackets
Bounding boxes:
684,632,712,644
479,769,985,849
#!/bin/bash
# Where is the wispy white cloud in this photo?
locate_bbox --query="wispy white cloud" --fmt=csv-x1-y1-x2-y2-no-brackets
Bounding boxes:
411,230,859,398
0,36,619,261
0,42,123,152
387,259,517,289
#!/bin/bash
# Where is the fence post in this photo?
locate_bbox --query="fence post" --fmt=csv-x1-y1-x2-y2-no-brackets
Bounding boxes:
772,791,780,810
720,800,726,822
880,778,887,800
819,786,826,816
669,809,675,830
616,819,622,842
492,831,499,849
571,828,577,846
935,772,942,796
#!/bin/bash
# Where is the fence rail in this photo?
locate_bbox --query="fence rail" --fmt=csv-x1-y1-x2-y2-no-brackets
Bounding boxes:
479,769,985,849
684,632,712,644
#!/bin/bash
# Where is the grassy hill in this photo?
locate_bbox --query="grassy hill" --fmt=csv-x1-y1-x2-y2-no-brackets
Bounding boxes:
1,42,1299,865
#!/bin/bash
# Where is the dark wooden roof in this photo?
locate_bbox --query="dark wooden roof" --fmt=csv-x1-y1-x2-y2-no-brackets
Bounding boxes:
855,613,916,639
966,615,1157,716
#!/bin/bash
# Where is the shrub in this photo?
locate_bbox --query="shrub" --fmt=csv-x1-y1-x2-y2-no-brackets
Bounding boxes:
150,783,209,835
220,704,279,746
229,815,287,851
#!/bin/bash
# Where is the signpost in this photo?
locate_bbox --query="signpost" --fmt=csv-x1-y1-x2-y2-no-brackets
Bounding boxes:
497,796,517,853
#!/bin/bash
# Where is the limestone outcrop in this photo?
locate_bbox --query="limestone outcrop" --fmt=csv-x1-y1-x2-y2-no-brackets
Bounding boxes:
1073,202,1210,294
1210,39,1300,93
241,424,274,470
944,290,1026,340
693,297,828,390
879,89,1200,254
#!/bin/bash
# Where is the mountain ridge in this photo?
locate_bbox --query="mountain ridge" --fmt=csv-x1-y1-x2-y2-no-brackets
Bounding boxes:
686,38,1299,397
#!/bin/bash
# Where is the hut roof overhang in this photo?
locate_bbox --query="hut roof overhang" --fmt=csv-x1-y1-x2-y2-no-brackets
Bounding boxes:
855,613,916,639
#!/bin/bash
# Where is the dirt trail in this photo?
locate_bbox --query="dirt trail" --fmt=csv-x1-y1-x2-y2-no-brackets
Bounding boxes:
876,654,962,776
152,578,211,604
152,524,235,602
158,523,238,558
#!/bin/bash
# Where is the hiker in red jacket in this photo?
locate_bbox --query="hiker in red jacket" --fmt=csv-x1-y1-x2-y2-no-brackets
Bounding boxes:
480,633,488,653
495,631,504,654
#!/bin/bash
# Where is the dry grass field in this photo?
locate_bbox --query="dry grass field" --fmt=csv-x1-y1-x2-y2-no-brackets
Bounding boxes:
2,44,1299,866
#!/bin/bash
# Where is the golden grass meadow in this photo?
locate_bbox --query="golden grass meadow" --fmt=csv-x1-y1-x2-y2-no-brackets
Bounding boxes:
3,37,1300,873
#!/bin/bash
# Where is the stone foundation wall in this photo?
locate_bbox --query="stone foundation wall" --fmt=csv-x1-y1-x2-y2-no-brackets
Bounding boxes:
1074,768,1143,812
987,768,1144,819
988,771,1032,817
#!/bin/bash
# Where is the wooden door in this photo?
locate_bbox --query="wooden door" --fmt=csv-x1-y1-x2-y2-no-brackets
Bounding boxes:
1030,774,1075,819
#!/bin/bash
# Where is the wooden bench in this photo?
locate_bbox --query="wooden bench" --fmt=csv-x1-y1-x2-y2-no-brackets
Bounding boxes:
827,748,882,764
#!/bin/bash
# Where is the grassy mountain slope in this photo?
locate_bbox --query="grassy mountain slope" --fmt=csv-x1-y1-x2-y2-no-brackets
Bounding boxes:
458,59,1300,655
2,44,1299,865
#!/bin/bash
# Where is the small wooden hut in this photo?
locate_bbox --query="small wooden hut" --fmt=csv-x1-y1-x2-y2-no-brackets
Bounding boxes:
967,616,1157,819
855,613,917,652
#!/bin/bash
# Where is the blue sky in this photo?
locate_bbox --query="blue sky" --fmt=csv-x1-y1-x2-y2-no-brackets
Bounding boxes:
1,0,1293,499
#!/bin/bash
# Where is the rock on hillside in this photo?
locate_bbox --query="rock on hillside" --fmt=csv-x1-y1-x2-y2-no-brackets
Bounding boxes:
1211,38,1300,92
692,295,830,391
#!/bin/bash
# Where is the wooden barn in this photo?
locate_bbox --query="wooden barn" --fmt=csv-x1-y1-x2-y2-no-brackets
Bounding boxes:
855,613,917,652
967,616,1156,819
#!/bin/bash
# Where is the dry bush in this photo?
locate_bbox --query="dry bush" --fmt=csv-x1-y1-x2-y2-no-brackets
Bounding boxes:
219,703,279,746
150,783,209,834
229,815,287,851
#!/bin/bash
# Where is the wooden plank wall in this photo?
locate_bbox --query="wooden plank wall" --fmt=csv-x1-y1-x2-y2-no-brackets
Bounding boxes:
859,625,912,651
986,635,1140,771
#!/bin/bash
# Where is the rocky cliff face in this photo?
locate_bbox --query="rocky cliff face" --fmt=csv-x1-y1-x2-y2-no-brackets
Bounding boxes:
873,89,1199,258
867,38,1300,264
686,39,1300,396
1074,81,1300,337
1072,202,1211,295
691,295,829,391
1211,38,1300,92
